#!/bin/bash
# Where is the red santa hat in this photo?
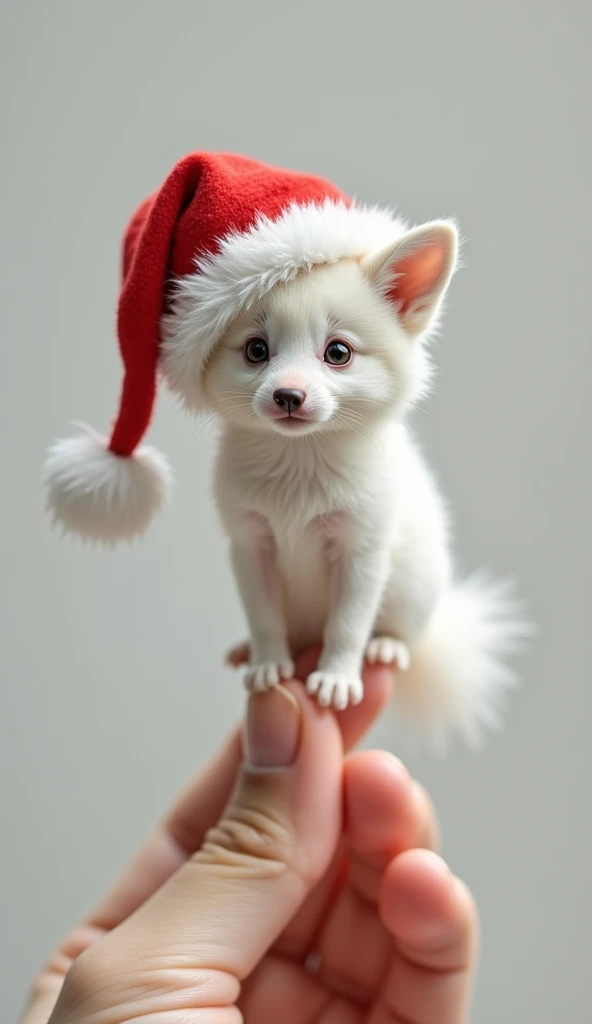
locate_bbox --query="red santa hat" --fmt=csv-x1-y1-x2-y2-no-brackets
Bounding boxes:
43,151,432,543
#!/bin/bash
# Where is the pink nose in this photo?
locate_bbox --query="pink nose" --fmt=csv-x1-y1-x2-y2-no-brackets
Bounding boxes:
273,388,306,414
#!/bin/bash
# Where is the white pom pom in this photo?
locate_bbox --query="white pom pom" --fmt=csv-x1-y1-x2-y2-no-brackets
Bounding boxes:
43,425,173,543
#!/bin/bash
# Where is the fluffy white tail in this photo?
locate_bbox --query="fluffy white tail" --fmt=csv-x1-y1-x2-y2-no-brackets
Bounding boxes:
393,574,531,748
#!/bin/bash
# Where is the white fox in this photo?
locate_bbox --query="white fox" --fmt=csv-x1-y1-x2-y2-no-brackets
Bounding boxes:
173,223,525,744
44,151,526,745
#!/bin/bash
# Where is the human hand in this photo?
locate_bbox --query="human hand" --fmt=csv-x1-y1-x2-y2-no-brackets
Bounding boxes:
21,650,477,1024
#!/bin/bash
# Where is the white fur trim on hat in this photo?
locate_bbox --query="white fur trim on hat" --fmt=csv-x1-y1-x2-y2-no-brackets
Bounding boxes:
44,425,173,543
161,198,406,408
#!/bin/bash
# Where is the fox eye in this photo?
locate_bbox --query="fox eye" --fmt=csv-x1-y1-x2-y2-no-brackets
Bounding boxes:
244,338,269,364
324,340,353,366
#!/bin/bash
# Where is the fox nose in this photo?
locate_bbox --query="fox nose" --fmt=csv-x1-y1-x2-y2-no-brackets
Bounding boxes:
273,388,306,414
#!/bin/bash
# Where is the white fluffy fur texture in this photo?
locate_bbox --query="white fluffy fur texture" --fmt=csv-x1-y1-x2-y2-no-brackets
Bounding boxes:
160,198,445,407
393,574,529,748
205,257,529,742
44,426,173,543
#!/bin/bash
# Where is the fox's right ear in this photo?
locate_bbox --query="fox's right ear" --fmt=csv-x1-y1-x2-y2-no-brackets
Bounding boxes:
361,221,458,337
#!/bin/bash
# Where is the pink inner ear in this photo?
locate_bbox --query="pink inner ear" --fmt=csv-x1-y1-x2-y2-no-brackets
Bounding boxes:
386,237,448,316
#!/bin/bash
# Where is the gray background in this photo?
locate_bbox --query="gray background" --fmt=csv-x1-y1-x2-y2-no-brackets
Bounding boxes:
1,0,590,1019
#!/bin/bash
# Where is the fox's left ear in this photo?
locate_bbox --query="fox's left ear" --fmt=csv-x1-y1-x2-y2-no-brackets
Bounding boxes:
362,221,458,337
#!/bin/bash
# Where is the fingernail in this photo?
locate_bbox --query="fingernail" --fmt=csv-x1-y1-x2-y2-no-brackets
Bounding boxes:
245,686,301,768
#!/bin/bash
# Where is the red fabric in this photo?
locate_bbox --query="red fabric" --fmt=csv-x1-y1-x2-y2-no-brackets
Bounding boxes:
110,152,347,456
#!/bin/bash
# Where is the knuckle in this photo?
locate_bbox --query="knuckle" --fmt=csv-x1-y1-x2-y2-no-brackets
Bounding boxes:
60,945,108,1005
193,796,294,879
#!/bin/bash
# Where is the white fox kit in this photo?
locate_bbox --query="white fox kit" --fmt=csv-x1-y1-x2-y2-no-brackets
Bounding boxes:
191,226,522,743
44,153,525,744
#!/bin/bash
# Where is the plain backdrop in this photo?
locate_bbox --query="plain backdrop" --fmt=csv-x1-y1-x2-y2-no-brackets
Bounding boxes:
1,1,590,1020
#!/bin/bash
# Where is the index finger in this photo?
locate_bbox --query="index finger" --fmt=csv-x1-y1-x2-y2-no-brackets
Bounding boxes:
25,729,243,1023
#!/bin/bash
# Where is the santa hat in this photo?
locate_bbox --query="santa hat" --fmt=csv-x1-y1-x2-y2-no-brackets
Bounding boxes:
43,151,438,544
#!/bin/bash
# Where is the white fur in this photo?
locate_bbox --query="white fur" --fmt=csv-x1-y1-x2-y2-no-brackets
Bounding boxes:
393,574,527,748
44,426,173,543
197,243,528,741
160,199,421,408
363,222,458,336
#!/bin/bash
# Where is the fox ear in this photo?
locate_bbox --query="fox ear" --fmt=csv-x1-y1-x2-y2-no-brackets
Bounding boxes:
362,221,458,336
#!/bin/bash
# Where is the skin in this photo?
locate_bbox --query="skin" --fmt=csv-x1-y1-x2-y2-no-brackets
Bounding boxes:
20,648,477,1024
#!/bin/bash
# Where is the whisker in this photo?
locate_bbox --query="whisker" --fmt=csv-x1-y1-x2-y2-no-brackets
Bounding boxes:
204,393,254,406
192,402,255,439
333,412,382,454
337,410,384,450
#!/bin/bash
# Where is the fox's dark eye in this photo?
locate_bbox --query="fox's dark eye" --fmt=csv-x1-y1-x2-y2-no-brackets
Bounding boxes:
244,338,269,364
324,340,352,366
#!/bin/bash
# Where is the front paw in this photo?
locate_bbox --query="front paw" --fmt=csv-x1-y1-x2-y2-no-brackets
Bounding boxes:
244,659,295,693
306,670,364,710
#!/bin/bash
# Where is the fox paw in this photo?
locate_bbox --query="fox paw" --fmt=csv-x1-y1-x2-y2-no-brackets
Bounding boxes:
225,640,250,668
244,659,295,693
365,636,410,671
306,671,364,710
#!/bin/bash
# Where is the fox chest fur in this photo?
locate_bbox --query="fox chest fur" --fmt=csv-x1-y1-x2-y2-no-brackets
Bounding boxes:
215,425,403,652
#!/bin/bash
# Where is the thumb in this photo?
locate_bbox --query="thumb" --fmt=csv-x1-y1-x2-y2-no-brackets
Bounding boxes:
146,683,343,976
57,684,343,1018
